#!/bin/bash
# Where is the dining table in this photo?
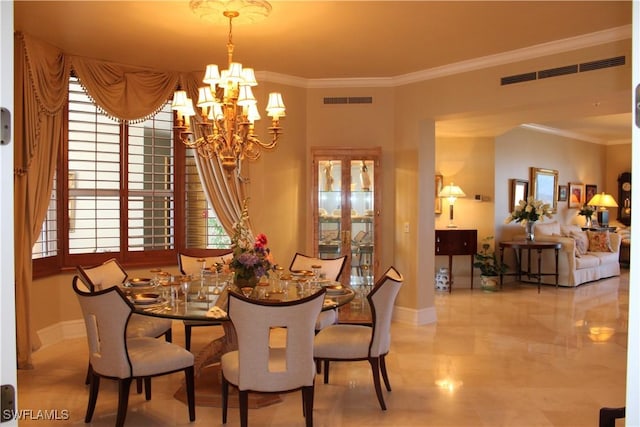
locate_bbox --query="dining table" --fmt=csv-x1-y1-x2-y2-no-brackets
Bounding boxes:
122,273,356,407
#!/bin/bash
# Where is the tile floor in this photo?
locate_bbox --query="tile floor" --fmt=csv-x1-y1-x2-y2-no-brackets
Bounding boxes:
17,273,628,426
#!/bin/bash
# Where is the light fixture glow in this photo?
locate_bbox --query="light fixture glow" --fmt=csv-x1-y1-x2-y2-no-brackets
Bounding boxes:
438,183,466,228
587,192,618,227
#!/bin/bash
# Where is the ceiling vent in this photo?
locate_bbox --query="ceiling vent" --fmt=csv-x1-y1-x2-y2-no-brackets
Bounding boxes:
538,64,578,79
501,72,537,85
323,96,373,105
579,55,625,72
500,56,625,86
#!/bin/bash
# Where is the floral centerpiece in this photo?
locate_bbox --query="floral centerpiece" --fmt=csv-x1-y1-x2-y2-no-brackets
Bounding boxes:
229,200,273,286
505,196,553,241
578,205,595,227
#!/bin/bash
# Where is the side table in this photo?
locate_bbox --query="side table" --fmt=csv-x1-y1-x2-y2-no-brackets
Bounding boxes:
435,229,477,292
498,240,561,293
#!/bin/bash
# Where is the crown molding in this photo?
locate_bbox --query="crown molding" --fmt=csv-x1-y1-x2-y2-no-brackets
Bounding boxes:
260,25,632,89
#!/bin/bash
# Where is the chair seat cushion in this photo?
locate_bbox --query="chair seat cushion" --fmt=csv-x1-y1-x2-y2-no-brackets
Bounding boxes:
126,313,172,338
222,348,313,392
314,324,372,359
315,310,337,330
128,337,194,377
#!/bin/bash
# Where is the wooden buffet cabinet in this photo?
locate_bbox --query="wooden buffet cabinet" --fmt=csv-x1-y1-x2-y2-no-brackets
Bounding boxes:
435,229,478,292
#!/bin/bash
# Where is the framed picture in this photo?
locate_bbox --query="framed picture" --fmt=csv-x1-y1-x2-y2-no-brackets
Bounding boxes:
509,179,528,213
585,184,598,205
435,174,443,214
558,184,568,202
568,182,585,208
529,167,559,212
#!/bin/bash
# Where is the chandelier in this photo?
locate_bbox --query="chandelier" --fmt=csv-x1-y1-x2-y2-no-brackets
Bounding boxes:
172,1,285,176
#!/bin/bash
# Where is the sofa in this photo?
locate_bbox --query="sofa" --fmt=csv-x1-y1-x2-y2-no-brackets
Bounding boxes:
514,221,621,287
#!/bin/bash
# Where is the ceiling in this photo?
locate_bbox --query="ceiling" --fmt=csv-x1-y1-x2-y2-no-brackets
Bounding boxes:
13,0,634,143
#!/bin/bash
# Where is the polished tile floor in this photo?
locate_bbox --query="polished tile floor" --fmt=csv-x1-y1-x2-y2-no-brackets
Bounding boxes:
17,273,628,426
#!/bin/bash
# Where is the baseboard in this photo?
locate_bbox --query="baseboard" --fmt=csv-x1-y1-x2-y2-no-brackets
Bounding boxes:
37,319,86,349
393,305,437,325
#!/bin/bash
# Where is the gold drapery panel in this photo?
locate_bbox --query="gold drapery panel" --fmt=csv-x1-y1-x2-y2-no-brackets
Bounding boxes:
14,31,247,368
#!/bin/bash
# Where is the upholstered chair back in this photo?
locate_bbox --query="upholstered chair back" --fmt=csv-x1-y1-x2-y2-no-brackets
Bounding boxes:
367,266,404,357
72,276,133,378
77,258,127,292
227,289,325,392
289,252,347,281
178,252,233,276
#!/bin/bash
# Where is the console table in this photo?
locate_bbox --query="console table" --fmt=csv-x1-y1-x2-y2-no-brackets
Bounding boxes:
435,229,477,292
498,240,561,293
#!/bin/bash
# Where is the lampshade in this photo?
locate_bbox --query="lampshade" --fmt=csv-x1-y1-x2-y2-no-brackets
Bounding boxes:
587,192,618,228
438,184,466,199
438,183,465,228
587,192,618,208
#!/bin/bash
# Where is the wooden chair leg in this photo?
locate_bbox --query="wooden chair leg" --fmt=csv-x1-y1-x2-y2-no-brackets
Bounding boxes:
144,377,152,400
136,378,143,394
165,327,172,343
221,376,229,424
116,378,132,427
84,362,91,385
239,390,249,427
185,366,195,422
323,360,330,384
315,359,321,374
302,385,314,427
368,357,387,410
85,371,100,423
599,407,625,427
380,355,392,391
184,324,192,350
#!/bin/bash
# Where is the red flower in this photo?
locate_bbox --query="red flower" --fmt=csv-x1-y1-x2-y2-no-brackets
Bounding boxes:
254,233,268,250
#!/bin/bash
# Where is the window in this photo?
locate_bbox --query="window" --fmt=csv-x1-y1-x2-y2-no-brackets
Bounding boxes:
32,76,230,274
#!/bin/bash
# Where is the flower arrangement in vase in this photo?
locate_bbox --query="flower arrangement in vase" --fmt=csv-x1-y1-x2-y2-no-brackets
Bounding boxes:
504,196,553,241
578,205,595,228
229,199,274,286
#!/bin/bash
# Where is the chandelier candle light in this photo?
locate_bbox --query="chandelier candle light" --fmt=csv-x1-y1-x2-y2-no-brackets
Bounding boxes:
172,2,285,176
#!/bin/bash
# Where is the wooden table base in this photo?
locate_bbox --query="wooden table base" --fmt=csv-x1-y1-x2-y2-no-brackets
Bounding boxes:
173,323,281,408
173,364,282,408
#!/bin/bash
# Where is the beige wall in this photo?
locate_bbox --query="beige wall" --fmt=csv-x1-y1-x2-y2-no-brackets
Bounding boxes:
30,35,633,335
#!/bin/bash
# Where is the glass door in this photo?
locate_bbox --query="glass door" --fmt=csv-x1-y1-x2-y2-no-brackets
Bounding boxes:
313,148,380,286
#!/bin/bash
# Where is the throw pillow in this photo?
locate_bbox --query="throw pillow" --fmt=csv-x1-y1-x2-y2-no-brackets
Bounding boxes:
570,230,589,257
587,230,613,252
535,221,560,236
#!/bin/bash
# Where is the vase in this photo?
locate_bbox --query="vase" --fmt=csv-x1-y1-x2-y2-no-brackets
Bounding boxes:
525,222,535,241
585,216,593,228
480,275,499,292
234,275,258,289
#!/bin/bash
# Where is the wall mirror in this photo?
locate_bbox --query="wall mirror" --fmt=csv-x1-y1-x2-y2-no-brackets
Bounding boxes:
529,167,558,212
509,179,528,212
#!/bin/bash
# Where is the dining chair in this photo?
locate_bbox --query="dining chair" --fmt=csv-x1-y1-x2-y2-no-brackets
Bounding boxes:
178,251,233,351
72,277,195,427
77,259,173,391
289,252,347,331
313,266,403,410
221,288,326,427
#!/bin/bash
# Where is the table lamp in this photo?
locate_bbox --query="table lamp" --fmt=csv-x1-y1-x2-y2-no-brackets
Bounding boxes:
587,192,618,227
438,183,466,228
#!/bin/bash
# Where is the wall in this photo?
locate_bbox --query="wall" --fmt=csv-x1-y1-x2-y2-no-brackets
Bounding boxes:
606,143,633,222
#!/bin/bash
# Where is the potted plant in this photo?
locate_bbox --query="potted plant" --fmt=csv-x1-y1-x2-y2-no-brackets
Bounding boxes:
473,236,507,291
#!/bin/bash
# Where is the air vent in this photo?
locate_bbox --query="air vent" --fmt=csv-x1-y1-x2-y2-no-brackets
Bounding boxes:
500,56,625,86
538,64,578,79
323,96,373,105
500,72,537,86
579,56,625,72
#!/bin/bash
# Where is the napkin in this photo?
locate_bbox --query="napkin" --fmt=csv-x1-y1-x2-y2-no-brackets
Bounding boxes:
206,306,228,319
